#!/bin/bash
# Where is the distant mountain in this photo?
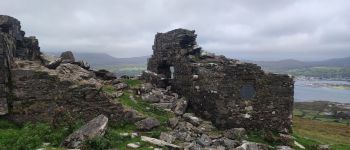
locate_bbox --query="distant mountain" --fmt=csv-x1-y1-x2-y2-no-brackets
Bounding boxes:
45,51,350,78
46,52,149,66
252,57,350,73
74,53,149,66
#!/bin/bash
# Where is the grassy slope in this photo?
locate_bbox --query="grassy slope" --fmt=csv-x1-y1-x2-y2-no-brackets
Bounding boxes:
293,116,350,150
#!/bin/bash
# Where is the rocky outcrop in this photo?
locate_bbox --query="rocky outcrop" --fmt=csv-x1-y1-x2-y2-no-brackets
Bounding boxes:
62,114,108,149
143,28,294,132
60,51,75,63
0,15,125,125
135,117,160,131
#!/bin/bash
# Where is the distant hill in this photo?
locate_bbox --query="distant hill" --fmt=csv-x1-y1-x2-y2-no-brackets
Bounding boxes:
74,53,148,66
251,57,350,73
47,52,149,66
45,52,350,78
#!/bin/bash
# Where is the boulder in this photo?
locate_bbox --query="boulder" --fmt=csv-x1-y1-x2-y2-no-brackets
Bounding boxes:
61,115,108,149
212,137,239,149
160,132,176,143
317,145,330,150
183,113,202,126
94,69,117,80
235,142,268,150
72,60,90,70
141,90,164,103
56,63,95,83
60,51,75,63
123,109,146,122
276,146,293,150
135,117,160,130
127,142,141,149
141,136,181,149
224,128,247,140
141,83,153,93
172,98,188,115
168,117,179,128
114,83,128,90
196,134,212,147
40,53,62,69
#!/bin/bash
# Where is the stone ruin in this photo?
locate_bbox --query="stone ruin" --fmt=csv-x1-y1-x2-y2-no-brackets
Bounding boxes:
143,29,294,132
0,15,125,123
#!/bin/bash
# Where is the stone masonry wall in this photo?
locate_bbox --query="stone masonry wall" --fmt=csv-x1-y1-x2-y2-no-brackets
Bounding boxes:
143,29,294,132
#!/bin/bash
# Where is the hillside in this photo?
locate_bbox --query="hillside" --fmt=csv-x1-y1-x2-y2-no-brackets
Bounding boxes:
64,52,350,78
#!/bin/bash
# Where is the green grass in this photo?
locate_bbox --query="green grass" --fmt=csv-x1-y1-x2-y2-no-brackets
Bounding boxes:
0,119,76,150
101,85,117,94
293,116,350,150
118,92,173,124
123,79,142,88
246,130,285,148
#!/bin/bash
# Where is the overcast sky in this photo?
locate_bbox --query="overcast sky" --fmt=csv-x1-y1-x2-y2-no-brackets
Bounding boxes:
1,0,350,60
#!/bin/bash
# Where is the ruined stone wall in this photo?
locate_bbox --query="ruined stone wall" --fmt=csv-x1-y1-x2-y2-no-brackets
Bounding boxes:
144,29,294,132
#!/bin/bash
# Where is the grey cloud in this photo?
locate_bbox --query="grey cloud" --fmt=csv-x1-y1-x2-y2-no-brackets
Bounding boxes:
1,0,350,60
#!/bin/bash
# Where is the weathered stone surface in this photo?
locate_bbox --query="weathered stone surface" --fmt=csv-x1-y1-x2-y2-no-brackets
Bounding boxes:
56,63,96,84
168,117,179,128
172,98,188,115
141,136,181,149
123,109,146,122
212,137,239,149
72,60,90,70
40,53,62,69
135,117,160,130
143,28,294,132
183,113,202,126
0,98,8,115
141,92,162,103
94,69,117,80
317,144,330,150
8,59,124,124
62,115,108,149
60,51,75,63
160,132,176,143
114,82,128,90
276,146,293,150
196,134,212,147
224,128,247,140
235,142,269,150
127,142,141,149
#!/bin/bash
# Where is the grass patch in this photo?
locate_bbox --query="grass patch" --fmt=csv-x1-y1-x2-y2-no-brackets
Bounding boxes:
122,79,142,88
118,92,174,124
101,85,116,94
246,130,284,147
293,116,350,149
0,119,77,150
